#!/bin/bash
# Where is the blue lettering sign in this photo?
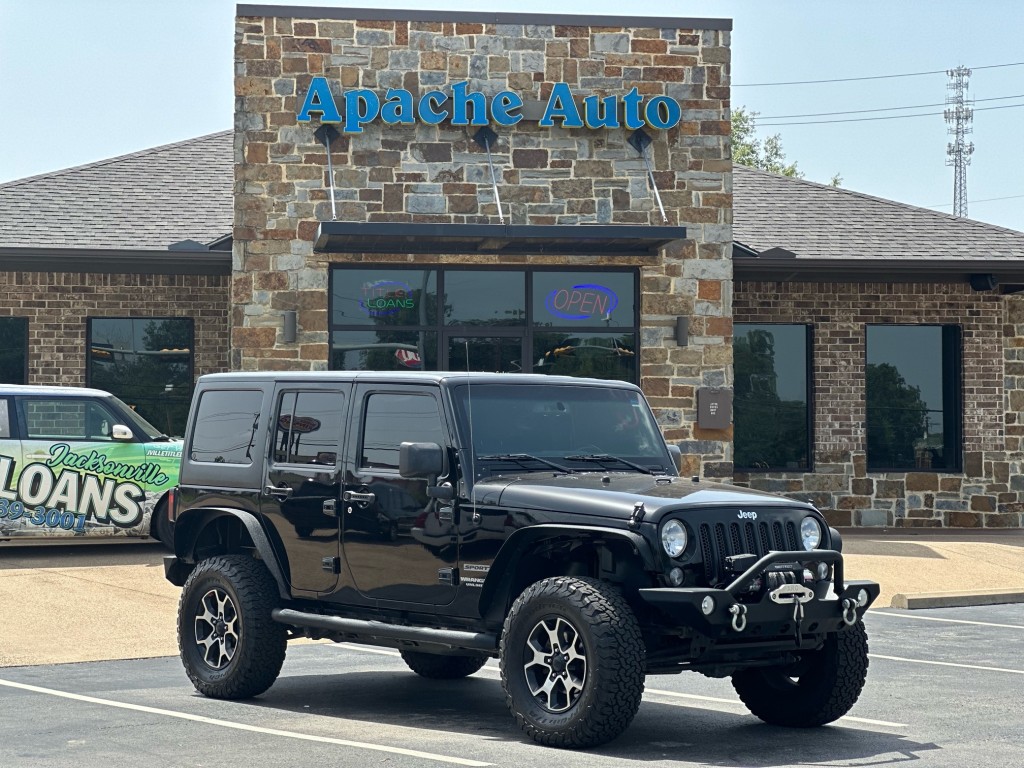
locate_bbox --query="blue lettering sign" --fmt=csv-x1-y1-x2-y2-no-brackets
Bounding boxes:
545,284,619,321
343,89,381,134
297,77,341,123
539,82,583,128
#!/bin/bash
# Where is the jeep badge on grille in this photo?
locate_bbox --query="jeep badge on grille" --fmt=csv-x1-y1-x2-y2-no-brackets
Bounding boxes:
737,510,758,520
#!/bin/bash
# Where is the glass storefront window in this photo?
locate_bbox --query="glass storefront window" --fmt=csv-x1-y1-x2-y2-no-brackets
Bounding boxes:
445,270,525,326
331,268,437,327
331,330,438,371
733,324,811,471
866,325,961,471
329,266,638,383
0,317,28,384
88,318,194,437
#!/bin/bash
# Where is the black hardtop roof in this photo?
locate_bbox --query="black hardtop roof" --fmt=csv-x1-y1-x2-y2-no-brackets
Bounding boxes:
196,371,642,391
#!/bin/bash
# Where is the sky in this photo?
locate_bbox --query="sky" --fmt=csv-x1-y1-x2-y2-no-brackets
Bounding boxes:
1,0,1022,231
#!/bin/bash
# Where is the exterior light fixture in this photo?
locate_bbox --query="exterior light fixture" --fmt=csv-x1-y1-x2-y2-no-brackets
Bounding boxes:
472,126,505,224
675,316,689,346
283,310,298,343
969,273,998,291
628,128,668,224
313,124,341,221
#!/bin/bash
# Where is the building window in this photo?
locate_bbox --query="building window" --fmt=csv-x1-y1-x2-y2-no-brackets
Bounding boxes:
733,324,812,471
866,325,961,471
0,317,28,384
87,318,194,437
329,266,638,383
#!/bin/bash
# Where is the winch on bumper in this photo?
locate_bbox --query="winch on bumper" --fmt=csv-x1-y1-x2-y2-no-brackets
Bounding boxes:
639,550,880,640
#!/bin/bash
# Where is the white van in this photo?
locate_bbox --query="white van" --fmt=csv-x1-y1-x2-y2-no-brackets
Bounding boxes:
0,385,182,545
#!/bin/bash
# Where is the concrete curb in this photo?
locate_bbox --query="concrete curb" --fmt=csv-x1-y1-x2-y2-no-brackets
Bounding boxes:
890,589,1024,610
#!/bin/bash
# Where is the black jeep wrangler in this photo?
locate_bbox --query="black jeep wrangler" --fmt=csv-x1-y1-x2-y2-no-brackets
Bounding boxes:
164,371,878,748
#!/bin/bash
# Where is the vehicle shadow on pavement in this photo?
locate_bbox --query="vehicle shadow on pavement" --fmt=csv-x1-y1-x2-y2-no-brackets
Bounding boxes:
244,670,940,764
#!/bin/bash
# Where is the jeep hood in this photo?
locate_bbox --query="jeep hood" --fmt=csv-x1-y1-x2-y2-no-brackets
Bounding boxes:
471,473,814,521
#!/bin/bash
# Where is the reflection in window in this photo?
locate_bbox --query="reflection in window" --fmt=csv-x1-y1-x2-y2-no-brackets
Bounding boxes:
361,394,445,470
331,330,437,371
533,332,636,383
866,325,960,471
445,271,525,326
733,324,811,471
0,317,28,384
448,336,523,373
88,318,194,437
22,399,118,441
274,391,345,465
189,390,263,465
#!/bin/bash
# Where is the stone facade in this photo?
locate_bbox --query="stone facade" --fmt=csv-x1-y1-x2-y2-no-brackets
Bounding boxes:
0,271,230,386
233,9,734,477
733,280,1024,528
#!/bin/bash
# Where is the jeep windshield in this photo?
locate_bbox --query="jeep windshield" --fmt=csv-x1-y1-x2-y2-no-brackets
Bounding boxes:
451,382,674,479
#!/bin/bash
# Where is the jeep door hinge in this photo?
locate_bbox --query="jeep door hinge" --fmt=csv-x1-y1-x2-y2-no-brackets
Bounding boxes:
321,557,340,574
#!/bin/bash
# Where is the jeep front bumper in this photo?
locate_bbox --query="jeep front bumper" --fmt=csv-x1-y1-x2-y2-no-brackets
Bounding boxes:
638,550,879,640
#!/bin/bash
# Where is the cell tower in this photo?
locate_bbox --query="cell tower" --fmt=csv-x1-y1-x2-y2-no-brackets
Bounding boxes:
944,65,974,218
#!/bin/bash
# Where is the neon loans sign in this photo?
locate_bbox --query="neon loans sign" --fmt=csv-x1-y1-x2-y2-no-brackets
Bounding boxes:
297,78,682,134
360,280,415,317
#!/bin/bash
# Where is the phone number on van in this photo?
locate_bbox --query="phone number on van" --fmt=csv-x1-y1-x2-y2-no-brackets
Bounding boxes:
0,499,89,532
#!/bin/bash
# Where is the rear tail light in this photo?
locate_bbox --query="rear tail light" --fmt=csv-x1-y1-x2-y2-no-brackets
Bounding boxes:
167,488,178,521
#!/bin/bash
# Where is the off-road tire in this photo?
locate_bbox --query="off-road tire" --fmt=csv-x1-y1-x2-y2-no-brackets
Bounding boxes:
400,650,488,679
178,554,287,699
499,576,645,748
731,620,869,727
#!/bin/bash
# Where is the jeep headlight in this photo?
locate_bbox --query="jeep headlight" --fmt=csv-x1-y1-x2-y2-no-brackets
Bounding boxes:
800,516,823,550
661,519,688,558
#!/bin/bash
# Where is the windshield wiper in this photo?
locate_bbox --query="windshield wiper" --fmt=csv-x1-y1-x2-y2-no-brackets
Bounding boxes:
563,454,657,475
478,454,574,473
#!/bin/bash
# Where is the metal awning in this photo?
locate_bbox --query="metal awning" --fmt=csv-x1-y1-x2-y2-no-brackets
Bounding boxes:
314,222,687,256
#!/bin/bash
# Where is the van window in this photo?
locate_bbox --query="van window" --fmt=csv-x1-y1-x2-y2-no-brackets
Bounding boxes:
273,391,345,465
0,400,9,438
22,399,118,441
189,390,263,465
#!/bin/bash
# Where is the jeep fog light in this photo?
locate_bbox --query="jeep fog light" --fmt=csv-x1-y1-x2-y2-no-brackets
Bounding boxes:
661,519,688,558
816,561,831,581
800,516,822,550
701,595,715,615
857,588,869,607
667,567,684,587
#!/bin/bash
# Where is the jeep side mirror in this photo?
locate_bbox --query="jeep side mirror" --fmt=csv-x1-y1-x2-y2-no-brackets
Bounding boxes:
399,441,444,478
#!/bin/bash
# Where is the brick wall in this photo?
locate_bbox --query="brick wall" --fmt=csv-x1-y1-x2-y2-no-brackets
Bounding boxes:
0,271,230,385
233,10,734,476
733,280,1023,528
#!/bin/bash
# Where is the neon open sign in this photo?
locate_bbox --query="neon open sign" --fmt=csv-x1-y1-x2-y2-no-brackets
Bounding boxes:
360,280,415,317
545,284,618,321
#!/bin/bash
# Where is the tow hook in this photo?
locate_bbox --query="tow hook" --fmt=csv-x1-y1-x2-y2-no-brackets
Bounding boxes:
841,597,859,626
729,603,747,632
769,583,815,644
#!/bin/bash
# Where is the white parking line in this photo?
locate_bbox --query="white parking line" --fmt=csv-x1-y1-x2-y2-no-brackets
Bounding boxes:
870,611,1024,630
871,654,1024,675
0,678,491,767
334,645,906,728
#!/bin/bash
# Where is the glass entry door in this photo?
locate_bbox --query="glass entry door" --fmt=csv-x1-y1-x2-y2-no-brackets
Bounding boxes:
445,334,524,373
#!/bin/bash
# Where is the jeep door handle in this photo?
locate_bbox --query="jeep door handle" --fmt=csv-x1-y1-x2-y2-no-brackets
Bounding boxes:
342,490,376,504
264,485,293,499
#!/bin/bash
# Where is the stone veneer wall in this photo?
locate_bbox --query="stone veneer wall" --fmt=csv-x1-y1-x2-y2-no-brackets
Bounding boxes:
0,271,230,386
733,280,1024,528
233,10,735,476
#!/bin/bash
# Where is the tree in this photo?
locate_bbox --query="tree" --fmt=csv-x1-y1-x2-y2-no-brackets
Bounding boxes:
865,363,929,468
732,107,842,186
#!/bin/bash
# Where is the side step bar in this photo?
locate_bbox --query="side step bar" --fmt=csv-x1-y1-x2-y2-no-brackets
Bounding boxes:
272,608,498,652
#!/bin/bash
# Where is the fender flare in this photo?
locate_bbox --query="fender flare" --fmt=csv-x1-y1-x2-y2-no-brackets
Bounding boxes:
174,506,290,600
477,523,657,618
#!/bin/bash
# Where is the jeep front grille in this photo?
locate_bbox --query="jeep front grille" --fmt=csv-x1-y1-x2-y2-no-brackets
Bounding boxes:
698,519,800,585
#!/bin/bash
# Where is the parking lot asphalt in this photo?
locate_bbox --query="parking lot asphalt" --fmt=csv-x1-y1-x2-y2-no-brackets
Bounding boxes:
1,529,1023,666
2,604,1023,767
